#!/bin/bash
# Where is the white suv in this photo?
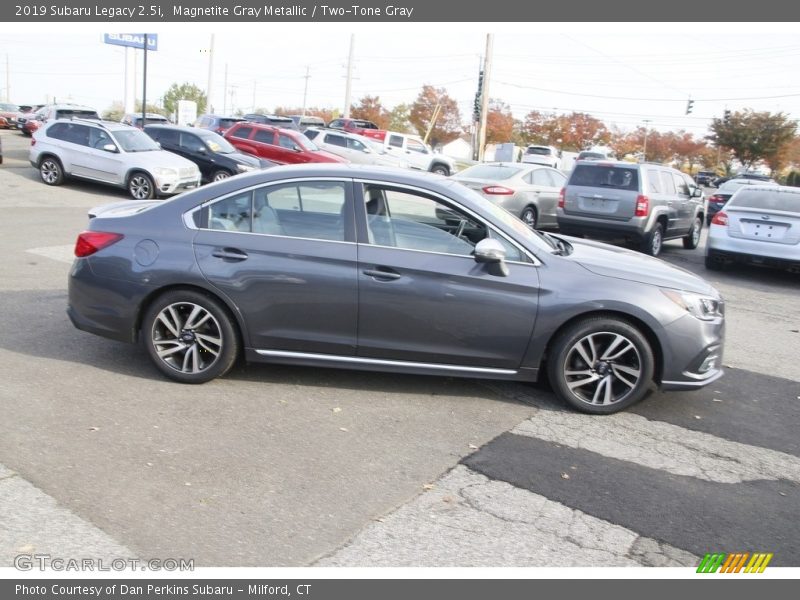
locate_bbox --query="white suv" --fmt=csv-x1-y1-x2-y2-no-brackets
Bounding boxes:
30,119,201,199
303,128,408,169
521,145,561,169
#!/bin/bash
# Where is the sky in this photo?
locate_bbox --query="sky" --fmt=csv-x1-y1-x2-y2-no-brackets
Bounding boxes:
3,22,800,137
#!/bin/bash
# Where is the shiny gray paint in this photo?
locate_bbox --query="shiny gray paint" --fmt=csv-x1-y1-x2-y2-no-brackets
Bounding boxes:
68,163,724,392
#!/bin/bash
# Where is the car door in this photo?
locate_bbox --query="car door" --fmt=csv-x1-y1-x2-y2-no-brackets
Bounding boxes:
525,168,564,228
321,132,353,162
354,182,540,369
177,132,216,180
67,124,124,183
656,170,681,233
192,179,359,355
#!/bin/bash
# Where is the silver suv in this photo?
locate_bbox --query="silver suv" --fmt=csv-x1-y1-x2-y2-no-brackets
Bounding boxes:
30,119,201,199
557,161,705,256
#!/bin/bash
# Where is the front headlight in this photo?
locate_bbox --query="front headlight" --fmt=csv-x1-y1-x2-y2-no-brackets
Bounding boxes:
661,289,724,321
236,163,254,173
153,167,178,179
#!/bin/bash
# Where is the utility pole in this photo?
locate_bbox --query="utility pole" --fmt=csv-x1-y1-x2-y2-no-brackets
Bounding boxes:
222,63,228,114
206,33,215,113
642,119,651,162
477,34,493,162
142,34,148,127
343,34,355,118
302,66,310,116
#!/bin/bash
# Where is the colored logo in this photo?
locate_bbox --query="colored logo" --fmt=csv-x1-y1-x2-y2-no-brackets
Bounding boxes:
697,552,773,573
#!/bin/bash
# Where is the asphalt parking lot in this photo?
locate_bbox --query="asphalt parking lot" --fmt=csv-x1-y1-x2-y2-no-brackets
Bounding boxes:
1,129,798,568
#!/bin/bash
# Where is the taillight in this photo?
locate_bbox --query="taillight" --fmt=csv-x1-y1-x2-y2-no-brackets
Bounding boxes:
74,231,124,257
558,187,565,208
30,138,36,146
709,195,725,204
482,185,514,195
711,211,728,226
634,195,650,217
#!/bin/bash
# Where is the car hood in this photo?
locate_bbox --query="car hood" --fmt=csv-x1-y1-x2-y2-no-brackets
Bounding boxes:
123,150,198,170
562,236,716,295
226,152,261,168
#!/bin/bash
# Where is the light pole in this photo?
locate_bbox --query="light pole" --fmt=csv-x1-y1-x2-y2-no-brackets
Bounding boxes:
642,119,651,162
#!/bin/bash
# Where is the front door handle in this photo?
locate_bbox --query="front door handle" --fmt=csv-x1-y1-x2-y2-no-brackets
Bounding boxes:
212,248,249,261
363,269,402,281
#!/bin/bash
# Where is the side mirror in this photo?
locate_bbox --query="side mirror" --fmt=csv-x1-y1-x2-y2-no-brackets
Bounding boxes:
692,187,703,198
474,238,509,277
102,144,118,153
362,147,372,154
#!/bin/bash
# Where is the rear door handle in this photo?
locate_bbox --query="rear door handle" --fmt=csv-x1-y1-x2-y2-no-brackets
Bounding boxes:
363,269,402,281
212,248,249,261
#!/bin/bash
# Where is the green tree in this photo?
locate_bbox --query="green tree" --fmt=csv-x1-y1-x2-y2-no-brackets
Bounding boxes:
409,85,462,147
387,103,412,133
162,82,207,116
708,109,796,171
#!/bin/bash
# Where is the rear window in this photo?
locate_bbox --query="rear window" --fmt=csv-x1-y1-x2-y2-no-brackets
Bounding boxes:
352,120,377,129
459,165,523,180
569,164,639,191
219,118,243,129
56,110,99,120
730,190,800,213
526,147,552,156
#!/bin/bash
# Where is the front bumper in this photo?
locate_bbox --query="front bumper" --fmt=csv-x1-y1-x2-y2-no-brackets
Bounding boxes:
154,173,201,195
657,311,725,391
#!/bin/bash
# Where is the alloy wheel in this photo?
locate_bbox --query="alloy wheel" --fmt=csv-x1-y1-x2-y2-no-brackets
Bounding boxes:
150,302,223,374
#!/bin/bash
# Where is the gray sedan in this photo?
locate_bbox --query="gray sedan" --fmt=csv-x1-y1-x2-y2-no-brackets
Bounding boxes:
68,164,724,414
453,162,566,229
706,185,800,272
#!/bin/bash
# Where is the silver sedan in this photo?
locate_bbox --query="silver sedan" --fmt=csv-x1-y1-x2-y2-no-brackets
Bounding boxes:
706,185,800,272
453,162,566,229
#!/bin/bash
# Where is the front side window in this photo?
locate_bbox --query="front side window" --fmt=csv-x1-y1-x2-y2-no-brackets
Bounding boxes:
347,138,368,152
673,173,690,196
388,135,404,148
278,134,300,150
155,129,180,146
325,134,347,147
406,139,427,154
112,129,160,152
363,186,488,257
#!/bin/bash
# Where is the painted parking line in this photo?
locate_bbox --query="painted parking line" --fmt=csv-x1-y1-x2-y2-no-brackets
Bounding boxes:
26,245,75,264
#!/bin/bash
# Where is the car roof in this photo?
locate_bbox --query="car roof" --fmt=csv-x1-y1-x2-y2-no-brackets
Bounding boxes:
146,124,205,133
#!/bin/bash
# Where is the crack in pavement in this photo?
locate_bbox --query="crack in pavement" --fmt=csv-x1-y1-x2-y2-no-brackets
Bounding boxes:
315,466,697,567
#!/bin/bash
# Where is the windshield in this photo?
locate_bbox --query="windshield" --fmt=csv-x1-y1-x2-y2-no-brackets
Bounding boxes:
113,129,161,152
199,131,237,154
458,164,523,180
297,133,319,151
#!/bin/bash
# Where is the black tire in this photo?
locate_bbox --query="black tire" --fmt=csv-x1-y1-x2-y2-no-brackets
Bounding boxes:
39,156,64,186
520,206,538,229
142,290,239,384
547,316,655,415
128,171,156,200
430,164,450,176
683,216,702,249
211,169,231,182
641,222,664,256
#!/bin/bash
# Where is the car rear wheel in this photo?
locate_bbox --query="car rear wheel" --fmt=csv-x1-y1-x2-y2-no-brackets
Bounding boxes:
430,164,450,176
547,316,655,414
641,222,663,256
520,206,538,229
143,290,239,384
683,217,702,249
128,172,155,200
39,157,64,186
211,169,231,182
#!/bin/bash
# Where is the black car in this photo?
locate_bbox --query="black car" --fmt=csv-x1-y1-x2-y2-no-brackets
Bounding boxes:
144,125,271,183
695,170,717,186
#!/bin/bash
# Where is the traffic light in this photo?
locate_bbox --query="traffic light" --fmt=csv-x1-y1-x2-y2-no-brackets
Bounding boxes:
473,70,484,123
723,109,731,123
685,99,694,115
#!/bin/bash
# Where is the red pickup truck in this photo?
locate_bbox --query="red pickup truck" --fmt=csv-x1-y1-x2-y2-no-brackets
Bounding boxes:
327,118,387,141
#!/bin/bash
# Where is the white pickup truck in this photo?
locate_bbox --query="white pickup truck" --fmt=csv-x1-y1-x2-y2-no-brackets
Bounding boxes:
380,132,456,176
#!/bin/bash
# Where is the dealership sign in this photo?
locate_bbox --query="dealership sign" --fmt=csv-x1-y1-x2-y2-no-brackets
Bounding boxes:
103,33,158,51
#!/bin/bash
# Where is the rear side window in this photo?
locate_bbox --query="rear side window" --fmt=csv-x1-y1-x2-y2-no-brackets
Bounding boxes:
155,129,179,145
325,133,347,147
730,190,799,212
569,165,639,191
254,130,275,144
388,135,404,148
647,169,663,193
659,171,677,195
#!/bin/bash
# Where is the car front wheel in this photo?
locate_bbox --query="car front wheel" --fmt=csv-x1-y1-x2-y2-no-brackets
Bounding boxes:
128,172,155,199
430,164,450,176
547,316,655,414
211,169,231,182
143,290,239,384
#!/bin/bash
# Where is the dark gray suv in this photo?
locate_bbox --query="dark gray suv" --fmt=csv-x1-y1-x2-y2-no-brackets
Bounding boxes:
67,164,724,415
557,161,705,256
